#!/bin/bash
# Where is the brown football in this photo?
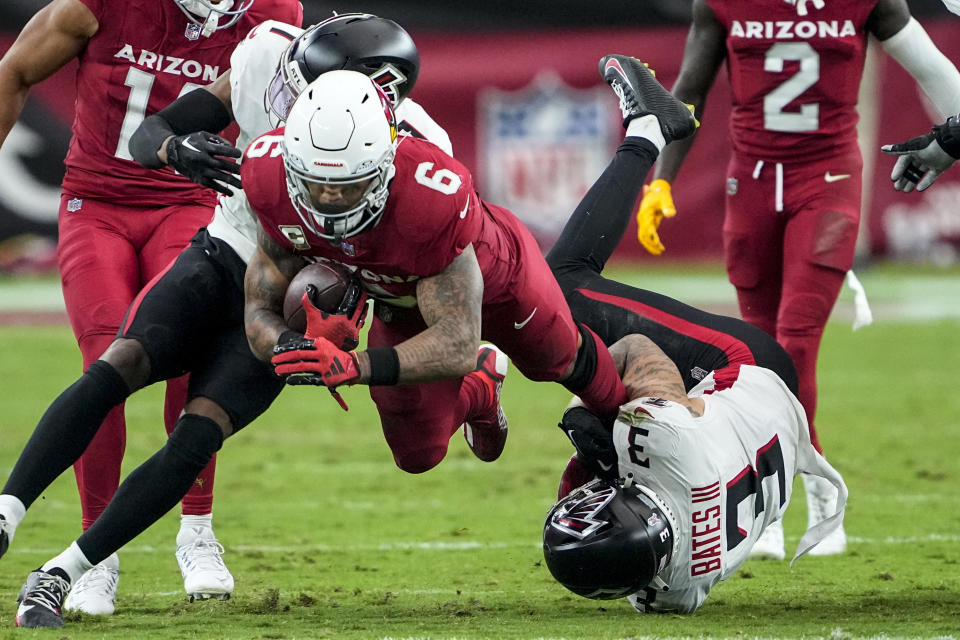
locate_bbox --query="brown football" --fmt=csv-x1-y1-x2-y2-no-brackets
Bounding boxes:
283,261,353,333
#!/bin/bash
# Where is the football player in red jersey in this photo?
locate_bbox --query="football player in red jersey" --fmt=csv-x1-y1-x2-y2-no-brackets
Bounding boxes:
0,0,302,621
240,68,688,477
634,0,960,558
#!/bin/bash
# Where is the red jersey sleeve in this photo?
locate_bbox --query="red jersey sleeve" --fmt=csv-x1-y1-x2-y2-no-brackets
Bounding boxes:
384,137,484,277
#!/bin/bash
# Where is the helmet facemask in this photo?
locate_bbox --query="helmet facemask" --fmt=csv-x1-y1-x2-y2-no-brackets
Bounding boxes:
174,0,253,37
282,71,399,243
284,155,396,242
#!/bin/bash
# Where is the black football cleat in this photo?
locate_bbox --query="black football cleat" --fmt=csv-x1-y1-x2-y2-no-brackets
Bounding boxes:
15,569,70,628
0,514,10,559
599,54,698,144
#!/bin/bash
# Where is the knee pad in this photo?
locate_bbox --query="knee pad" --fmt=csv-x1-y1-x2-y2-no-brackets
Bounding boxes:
166,414,224,469
562,323,599,392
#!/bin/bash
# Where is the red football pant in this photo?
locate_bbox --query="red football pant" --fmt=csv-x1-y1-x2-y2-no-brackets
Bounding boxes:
368,226,624,473
58,194,215,528
721,150,862,453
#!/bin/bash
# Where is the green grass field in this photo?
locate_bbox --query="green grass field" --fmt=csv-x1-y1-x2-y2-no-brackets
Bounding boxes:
0,266,959,639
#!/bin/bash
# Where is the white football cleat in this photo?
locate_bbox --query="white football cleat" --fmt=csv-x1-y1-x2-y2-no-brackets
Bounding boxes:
803,473,847,555
749,519,785,561
63,553,119,616
177,528,234,601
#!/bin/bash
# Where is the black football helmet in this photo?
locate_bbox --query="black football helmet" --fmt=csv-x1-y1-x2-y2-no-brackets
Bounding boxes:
542,479,675,600
266,13,420,122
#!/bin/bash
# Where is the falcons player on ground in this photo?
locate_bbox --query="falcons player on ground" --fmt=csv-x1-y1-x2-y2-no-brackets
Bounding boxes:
636,0,960,558
0,0,301,622
543,333,847,614
241,68,677,475
547,56,801,565
0,13,454,630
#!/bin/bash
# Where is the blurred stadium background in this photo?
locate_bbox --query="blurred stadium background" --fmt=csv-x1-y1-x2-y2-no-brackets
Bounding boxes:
2,0,959,283
2,4,960,637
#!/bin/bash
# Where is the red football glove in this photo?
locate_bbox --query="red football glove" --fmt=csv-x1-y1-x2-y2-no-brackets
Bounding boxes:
272,335,361,385
272,336,362,410
302,283,368,351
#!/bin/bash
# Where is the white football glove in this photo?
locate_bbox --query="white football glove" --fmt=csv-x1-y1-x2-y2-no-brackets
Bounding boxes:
882,132,956,193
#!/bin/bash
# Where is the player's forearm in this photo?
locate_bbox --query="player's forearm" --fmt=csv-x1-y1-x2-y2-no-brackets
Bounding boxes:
386,317,478,384
653,133,698,183
244,240,305,361
0,82,28,149
244,306,288,362
611,335,692,407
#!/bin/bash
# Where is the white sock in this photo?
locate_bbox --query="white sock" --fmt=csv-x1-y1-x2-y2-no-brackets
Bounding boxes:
626,114,666,152
41,541,94,584
178,513,214,545
0,494,27,533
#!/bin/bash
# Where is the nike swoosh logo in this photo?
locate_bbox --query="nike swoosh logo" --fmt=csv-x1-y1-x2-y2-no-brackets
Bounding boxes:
181,140,202,154
459,195,470,219
824,172,851,183
597,460,613,472
513,307,537,330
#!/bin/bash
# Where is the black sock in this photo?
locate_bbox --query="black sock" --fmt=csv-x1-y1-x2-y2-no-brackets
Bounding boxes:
2,361,130,507
546,137,659,276
76,414,224,565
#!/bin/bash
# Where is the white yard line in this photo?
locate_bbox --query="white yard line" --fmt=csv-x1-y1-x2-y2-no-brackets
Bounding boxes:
9,532,960,557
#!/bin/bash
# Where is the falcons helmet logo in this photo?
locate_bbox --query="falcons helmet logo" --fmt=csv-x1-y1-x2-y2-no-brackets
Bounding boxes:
369,64,408,106
549,482,617,539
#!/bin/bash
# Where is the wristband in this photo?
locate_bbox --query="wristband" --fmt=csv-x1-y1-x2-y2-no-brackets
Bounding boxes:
366,347,400,386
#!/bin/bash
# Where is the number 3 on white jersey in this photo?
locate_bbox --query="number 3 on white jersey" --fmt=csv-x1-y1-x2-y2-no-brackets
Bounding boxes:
763,42,819,133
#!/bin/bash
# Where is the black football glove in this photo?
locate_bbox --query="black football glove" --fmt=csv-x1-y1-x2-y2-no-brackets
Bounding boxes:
881,115,960,193
165,132,242,196
558,406,618,479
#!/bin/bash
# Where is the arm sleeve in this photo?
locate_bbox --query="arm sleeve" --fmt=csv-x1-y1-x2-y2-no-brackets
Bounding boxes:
127,89,233,168
881,17,960,119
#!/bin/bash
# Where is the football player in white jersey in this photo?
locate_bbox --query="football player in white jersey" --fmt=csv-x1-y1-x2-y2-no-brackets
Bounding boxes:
0,14,453,629
542,333,847,614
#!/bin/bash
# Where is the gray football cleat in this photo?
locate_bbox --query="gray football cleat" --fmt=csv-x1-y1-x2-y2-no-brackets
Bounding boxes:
599,54,698,143
15,569,70,628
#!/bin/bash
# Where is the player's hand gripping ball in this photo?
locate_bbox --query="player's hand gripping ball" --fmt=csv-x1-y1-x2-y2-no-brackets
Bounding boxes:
282,261,368,350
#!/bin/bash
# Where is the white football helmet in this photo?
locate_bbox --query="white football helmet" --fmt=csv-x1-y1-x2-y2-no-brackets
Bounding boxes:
174,0,254,37
283,70,398,242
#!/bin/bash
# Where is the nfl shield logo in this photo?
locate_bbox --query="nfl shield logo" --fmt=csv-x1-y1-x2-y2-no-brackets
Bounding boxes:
340,241,356,257
185,23,202,40
66,198,83,212
478,73,618,244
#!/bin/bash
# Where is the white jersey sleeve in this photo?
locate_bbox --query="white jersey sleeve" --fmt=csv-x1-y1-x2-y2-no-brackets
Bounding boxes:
229,20,304,151
207,21,303,262
396,98,453,155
